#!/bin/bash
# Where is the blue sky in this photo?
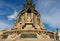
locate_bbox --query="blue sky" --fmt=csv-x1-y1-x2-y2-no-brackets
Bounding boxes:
0,0,60,31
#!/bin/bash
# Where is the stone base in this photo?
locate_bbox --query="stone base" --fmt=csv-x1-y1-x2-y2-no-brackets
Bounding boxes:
0,30,54,41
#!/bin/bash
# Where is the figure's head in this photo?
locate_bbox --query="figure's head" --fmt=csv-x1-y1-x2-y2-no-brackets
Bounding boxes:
26,0,32,5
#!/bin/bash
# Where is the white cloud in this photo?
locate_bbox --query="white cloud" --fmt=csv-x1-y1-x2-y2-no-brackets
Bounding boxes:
42,7,60,28
8,11,18,20
0,21,12,30
36,0,60,28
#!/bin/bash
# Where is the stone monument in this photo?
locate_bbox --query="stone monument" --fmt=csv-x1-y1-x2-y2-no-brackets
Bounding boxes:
0,0,55,41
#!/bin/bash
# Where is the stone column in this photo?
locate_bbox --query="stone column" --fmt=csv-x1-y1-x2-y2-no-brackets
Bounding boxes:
31,13,33,22
25,13,27,22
